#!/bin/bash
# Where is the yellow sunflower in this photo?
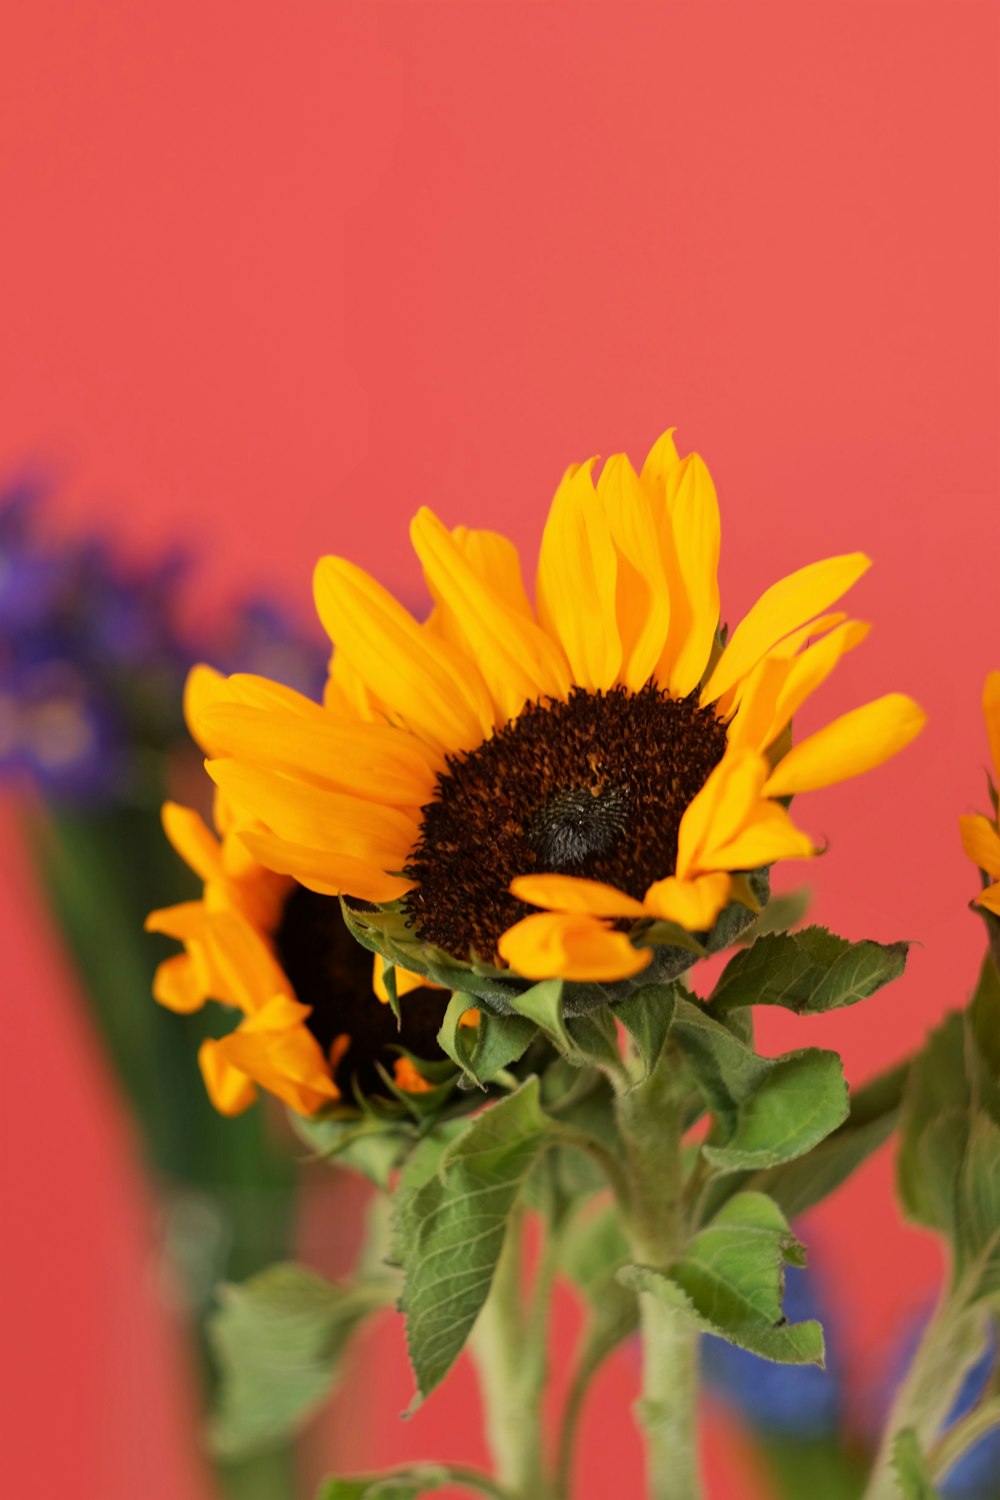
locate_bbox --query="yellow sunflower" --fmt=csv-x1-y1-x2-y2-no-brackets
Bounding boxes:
960,671,1000,917
146,668,452,1116
179,429,925,992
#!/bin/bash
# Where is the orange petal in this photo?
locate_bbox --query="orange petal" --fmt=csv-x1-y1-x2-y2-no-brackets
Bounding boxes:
498,912,651,982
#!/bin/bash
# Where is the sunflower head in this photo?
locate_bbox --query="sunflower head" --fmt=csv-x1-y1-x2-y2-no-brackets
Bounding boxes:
173,429,924,1015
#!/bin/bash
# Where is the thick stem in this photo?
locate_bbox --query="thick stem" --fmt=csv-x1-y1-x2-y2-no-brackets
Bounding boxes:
862,1292,986,1500
471,1210,550,1500
617,1047,704,1500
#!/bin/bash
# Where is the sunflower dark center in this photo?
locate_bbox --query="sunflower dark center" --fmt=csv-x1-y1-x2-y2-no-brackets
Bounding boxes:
404,682,728,964
274,885,448,1095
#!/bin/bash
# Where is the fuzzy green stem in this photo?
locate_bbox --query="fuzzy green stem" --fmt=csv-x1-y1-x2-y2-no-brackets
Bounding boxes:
617,1047,704,1500
862,1292,987,1500
471,1210,551,1500
930,1394,1000,1484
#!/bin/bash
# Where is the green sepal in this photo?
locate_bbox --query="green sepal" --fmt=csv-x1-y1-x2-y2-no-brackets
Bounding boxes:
342,871,770,1020
619,1192,824,1365
393,1077,555,1406
708,926,909,1016
892,1430,941,1500
291,1110,413,1190
615,982,677,1082
208,1262,395,1457
672,995,848,1172
436,993,537,1089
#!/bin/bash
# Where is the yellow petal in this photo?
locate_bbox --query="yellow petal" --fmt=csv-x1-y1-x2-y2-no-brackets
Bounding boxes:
450,526,534,617
314,555,495,753
960,814,1000,880
207,760,419,870
197,704,440,805
642,873,733,930
184,664,228,753
393,1057,436,1094
211,994,340,1116
198,1039,259,1116
201,909,291,1015
161,803,224,884
977,881,1000,917
510,872,647,918
411,507,570,721
708,801,816,870
324,649,379,721
676,751,769,878
498,912,652,982
373,953,440,1003
727,620,870,755
658,454,722,696
145,900,210,941
703,554,871,705
595,454,671,692
983,672,1000,783
639,427,683,493
536,462,622,690
152,953,206,1013
763,694,926,797
240,828,414,904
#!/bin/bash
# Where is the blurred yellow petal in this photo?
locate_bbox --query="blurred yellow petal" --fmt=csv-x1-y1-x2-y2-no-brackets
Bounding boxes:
510,872,646,918
239,828,414,904
642,872,733,930
536,462,621,690
498,911,651,982
977,881,1000,917
202,909,290,1015
412,506,570,720
393,1057,435,1094
324,649,380,721
212,994,340,1116
152,953,206,1014
960,814,1000,880
703,553,871,704
764,694,926,797
161,803,224,884
198,1039,258,1117
197,704,440,805
983,672,1000,783
659,454,722,696
373,953,440,1003
184,665,227,753
596,454,670,691
314,555,496,752
145,900,208,942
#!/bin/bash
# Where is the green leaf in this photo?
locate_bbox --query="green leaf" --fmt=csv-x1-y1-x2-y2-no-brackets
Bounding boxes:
619,1192,824,1365
615,983,676,1081
436,994,537,1089
507,978,573,1050
209,1263,394,1456
314,1466,499,1499
892,1429,941,1500
291,1111,410,1191
709,926,909,1015
716,1060,908,1222
734,886,812,945
672,996,848,1171
897,1013,971,1231
701,1050,849,1173
394,1077,554,1404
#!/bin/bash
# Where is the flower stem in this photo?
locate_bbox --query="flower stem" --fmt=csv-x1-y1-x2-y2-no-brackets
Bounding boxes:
862,1292,987,1500
471,1207,551,1500
617,1046,704,1500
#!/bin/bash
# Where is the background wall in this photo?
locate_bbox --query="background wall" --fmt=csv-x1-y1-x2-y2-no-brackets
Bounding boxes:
1,4,997,1497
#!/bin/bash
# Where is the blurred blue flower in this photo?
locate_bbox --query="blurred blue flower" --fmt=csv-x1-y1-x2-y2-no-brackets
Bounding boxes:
0,475,327,804
700,1262,842,1439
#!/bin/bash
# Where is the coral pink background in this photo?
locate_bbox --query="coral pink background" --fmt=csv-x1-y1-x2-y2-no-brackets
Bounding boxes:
1,4,998,1497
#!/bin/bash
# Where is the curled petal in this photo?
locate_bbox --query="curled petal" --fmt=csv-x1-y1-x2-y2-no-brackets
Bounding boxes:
510,872,647,918
498,912,651,982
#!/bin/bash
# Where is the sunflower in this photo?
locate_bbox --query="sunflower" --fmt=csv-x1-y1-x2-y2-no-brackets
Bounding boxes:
959,671,1000,917
179,430,924,992
146,668,454,1116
